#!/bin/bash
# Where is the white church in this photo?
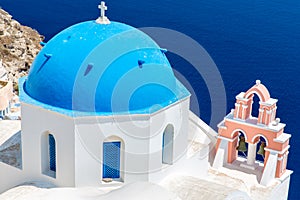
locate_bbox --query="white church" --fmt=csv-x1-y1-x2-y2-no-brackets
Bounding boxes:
15,2,206,187
0,2,292,199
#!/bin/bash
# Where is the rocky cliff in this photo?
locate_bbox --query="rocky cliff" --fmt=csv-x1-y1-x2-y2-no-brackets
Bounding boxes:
0,9,43,91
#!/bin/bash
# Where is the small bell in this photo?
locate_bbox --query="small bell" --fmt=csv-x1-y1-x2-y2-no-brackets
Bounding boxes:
257,141,266,157
236,136,247,152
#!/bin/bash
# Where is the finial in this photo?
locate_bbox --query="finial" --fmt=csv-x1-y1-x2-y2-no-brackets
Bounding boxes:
272,118,280,126
96,1,111,24
256,80,261,86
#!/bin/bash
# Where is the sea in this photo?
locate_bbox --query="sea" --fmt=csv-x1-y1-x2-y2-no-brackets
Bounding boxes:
0,0,299,198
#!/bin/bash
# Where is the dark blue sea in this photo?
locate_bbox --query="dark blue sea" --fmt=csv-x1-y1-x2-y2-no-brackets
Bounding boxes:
1,0,299,198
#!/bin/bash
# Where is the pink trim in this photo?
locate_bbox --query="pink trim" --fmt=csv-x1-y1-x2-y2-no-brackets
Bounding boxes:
244,83,270,102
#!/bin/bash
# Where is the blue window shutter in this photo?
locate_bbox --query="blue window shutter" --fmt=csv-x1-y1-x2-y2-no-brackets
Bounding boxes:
103,142,121,179
49,134,56,172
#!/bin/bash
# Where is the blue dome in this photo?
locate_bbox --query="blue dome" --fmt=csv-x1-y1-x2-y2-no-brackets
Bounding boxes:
24,20,189,114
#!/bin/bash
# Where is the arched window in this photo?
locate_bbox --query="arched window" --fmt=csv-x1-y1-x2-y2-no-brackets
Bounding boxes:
103,142,120,179
49,134,56,172
162,124,174,165
102,136,124,182
41,133,56,178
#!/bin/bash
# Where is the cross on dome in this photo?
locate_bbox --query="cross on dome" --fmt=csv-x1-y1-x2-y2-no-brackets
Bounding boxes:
96,1,111,24
99,1,107,18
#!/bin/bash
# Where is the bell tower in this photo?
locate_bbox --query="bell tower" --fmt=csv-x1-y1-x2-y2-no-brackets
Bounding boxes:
213,80,292,186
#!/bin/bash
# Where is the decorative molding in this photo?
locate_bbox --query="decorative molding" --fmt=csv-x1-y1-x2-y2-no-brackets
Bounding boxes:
217,135,237,142
265,145,290,155
242,105,248,109
266,110,272,114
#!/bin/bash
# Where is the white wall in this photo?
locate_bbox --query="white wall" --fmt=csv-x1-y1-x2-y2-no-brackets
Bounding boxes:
74,97,191,186
269,174,291,200
21,103,75,187
148,98,211,183
148,98,190,177
19,96,193,188
0,162,25,194
74,114,151,186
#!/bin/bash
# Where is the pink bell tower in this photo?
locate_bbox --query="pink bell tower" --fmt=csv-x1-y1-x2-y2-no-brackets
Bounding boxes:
213,80,292,186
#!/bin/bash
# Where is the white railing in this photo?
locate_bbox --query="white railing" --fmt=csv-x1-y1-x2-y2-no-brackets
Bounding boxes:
188,111,218,144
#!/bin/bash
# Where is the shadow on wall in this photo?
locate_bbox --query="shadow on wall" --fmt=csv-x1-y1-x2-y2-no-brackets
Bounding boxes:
0,130,22,169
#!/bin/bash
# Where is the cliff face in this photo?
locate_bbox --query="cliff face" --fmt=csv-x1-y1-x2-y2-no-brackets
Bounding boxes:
0,9,43,91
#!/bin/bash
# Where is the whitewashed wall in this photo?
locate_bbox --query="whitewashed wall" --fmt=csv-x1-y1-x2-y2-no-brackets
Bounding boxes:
13,96,196,188
21,103,75,187
74,97,191,186
0,162,25,193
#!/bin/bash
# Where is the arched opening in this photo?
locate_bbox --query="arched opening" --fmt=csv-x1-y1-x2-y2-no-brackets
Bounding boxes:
244,83,271,120
162,124,174,165
49,134,56,172
235,131,248,159
251,94,260,118
41,132,56,178
102,136,124,182
253,135,268,164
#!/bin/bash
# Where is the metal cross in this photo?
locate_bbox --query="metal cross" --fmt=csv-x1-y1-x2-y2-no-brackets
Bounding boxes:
99,1,108,18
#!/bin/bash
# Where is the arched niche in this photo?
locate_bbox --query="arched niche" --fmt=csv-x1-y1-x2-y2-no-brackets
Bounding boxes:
162,124,174,165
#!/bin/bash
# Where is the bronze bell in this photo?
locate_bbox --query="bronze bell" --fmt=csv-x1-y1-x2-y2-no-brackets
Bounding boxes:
236,136,247,152
257,141,266,156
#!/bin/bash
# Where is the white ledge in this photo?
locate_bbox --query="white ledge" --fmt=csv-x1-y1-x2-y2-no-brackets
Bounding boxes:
274,133,291,143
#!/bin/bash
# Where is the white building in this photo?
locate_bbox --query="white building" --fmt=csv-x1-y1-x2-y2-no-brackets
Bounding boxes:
14,6,210,188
